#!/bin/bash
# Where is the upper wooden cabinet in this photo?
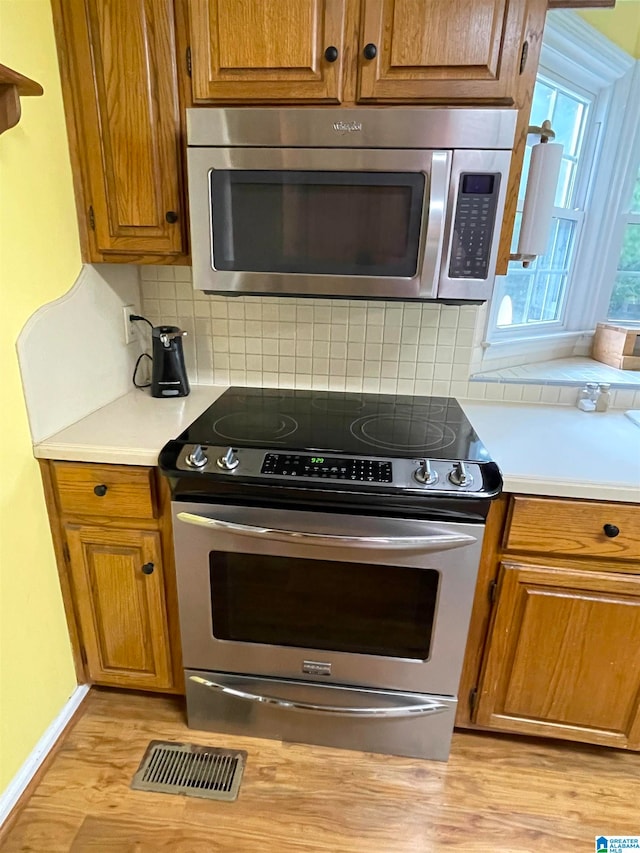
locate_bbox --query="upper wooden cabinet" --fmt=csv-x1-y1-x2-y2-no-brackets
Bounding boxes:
188,0,348,103
357,0,527,103
186,0,531,105
52,0,187,262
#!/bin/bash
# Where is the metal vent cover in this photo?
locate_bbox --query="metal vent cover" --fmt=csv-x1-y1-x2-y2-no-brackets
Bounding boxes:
131,740,246,801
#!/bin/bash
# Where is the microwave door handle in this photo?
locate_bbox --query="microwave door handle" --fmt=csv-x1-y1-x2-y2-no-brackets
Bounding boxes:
189,676,448,719
175,511,476,551
419,151,451,299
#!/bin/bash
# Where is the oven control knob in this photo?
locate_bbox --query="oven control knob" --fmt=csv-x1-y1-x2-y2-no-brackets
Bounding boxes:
448,461,473,487
414,459,438,485
217,447,239,471
185,444,208,469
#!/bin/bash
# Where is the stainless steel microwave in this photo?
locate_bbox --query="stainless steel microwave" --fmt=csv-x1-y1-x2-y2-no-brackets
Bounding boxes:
186,108,516,302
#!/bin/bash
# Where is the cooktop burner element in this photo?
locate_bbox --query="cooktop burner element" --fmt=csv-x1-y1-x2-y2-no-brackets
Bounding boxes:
213,412,299,443
351,414,457,453
159,387,502,517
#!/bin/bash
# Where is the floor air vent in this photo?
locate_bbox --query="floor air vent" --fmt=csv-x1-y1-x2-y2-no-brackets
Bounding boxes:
131,740,246,801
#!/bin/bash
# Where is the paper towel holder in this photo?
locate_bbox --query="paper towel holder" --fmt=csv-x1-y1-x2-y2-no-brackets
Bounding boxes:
510,119,559,267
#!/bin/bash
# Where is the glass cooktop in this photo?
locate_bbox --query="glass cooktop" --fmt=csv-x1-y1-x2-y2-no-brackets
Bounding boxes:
178,387,491,462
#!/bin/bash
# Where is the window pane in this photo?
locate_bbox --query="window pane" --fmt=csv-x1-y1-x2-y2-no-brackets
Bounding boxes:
608,224,640,322
552,93,585,157
543,218,574,270
630,169,640,215
494,218,575,329
530,82,555,128
619,223,640,272
496,270,535,327
539,274,565,321
555,159,574,208
608,273,640,322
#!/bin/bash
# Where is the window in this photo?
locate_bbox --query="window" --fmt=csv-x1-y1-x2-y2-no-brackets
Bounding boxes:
492,76,592,331
607,167,640,323
484,10,640,354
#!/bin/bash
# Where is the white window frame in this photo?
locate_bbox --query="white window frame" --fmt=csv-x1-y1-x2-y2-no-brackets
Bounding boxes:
482,10,638,364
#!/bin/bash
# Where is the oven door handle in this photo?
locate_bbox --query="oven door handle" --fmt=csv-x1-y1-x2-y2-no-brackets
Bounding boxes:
189,676,448,719
176,512,476,551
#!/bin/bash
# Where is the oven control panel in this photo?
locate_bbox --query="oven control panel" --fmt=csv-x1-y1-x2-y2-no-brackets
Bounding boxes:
261,453,392,483
175,445,492,495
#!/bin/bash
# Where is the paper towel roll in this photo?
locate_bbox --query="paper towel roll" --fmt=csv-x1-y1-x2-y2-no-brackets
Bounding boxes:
517,141,564,257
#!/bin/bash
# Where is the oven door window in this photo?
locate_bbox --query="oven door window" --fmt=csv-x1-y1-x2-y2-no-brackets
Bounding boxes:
209,552,438,660
210,170,425,278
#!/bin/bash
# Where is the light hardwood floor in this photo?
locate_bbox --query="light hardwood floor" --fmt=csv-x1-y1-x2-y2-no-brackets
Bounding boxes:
1,688,638,852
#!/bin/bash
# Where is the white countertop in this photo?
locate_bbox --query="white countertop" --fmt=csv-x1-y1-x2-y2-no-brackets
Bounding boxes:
34,386,228,466
34,387,640,504
460,401,640,504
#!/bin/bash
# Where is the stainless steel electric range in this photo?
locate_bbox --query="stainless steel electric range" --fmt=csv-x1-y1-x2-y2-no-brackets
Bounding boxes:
159,387,502,761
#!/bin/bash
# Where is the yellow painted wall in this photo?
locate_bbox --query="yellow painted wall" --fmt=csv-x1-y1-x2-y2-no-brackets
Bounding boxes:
0,1,82,791
578,2,640,59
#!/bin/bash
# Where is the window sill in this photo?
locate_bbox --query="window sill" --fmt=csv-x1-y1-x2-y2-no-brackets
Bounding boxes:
470,356,640,390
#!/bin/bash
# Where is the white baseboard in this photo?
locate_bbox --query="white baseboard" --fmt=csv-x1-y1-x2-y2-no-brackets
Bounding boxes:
0,684,90,827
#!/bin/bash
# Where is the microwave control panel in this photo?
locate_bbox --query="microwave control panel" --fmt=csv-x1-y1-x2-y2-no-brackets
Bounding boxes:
448,173,500,280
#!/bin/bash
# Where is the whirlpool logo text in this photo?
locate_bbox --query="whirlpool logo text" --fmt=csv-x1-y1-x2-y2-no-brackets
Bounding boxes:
333,121,363,134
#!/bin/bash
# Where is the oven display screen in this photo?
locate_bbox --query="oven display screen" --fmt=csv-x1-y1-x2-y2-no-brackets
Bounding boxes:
261,453,392,483
210,553,438,660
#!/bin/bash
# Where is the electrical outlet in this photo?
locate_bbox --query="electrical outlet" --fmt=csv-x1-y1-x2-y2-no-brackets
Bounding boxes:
122,304,138,346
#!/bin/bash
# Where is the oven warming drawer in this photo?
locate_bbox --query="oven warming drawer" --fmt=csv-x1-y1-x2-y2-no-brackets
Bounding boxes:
186,669,458,761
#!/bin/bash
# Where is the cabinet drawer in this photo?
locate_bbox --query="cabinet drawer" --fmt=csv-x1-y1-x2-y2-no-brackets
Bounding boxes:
53,463,157,520
506,497,640,562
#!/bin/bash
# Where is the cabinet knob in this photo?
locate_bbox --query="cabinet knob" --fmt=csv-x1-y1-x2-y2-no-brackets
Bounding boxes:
324,46,339,62
363,43,377,60
603,524,620,538
93,484,108,497
141,562,155,575
165,211,179,224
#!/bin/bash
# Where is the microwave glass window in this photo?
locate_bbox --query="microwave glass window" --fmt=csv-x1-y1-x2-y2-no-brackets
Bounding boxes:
210,170,425,277
209,551,438,660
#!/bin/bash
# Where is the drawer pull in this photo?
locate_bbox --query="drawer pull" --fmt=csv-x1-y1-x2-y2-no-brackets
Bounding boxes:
93,484,108,497
603,524,620,538
141,562,155,575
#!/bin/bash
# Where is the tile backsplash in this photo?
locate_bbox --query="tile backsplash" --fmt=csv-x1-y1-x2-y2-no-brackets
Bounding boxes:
139,267,640,408
140,266,480,398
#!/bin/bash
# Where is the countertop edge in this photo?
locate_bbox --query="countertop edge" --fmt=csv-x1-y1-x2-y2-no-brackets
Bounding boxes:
34,443,160,467
501,476,639,505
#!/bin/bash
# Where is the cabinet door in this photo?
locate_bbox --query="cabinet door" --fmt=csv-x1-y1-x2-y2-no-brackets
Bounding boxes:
475,562,640,749
54,0,184,257
66,526,173,690
358,0,526,103
188,0,347,102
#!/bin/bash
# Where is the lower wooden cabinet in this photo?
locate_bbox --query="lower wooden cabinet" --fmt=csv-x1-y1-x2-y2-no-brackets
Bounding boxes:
40,460,183,694
65,526,173,690
475,561,640,749
459,493,640,752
